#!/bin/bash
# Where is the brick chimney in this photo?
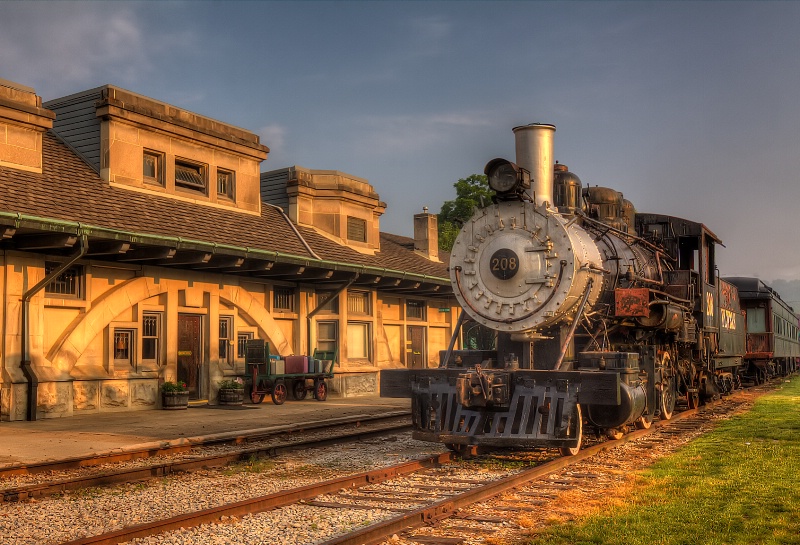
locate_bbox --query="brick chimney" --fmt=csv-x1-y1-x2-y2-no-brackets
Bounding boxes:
0,79,55,174
414,207,440,262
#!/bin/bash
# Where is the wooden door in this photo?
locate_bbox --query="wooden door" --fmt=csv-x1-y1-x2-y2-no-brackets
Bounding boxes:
178,314,203,400
407,326,426,369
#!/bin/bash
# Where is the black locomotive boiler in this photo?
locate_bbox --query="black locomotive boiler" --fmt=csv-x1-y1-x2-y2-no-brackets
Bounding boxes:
381,123,750,455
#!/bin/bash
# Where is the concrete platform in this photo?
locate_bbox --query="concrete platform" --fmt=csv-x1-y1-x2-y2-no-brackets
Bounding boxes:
0,396,411,467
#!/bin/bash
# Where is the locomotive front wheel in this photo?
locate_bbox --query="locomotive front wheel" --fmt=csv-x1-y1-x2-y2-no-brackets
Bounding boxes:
292,380,307,401
271,382,287,405
446,443,479,458
635,416,652,430
314,380,328,401
559,404,583,457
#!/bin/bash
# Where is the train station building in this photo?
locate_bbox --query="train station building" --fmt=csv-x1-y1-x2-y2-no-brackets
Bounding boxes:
0,78,458,421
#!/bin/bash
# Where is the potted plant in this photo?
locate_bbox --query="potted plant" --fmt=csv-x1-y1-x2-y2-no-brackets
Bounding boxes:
218,377,245,405
161,380,189,410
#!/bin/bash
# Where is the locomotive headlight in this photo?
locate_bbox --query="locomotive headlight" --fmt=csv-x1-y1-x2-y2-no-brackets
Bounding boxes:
485,158,531,194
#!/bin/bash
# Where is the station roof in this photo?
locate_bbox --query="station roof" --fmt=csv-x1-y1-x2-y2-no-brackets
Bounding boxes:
0,131,451,297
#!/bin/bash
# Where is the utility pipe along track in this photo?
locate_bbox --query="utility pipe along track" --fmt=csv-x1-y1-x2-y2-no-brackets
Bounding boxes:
0,413,410,503
58,388,765,545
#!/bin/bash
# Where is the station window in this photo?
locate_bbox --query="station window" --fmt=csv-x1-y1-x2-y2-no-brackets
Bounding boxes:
44,262,84,299
113,329,134,365
316,291,339,313
217,168,235,200
406,300,426,320
175,158,207,193
347,322,371,361
347,290,371,316
273,287,295,312
317,321,338,357
143,150,164,186
219,316,233,363
347,216,367,242
237,332,254,359
142,313,161,362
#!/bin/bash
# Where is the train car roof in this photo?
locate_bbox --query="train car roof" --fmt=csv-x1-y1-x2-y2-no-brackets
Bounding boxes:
635,213,722,245
724,277,796,312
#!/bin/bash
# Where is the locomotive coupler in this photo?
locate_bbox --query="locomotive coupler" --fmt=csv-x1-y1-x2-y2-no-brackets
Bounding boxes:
456,365,511,408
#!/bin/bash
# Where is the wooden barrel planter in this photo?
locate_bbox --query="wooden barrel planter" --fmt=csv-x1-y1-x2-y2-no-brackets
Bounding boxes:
162,391,190,410
219,388,245,405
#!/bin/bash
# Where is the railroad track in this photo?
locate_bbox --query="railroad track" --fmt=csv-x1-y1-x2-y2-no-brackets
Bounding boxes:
56,385,769,545
0,412,411,503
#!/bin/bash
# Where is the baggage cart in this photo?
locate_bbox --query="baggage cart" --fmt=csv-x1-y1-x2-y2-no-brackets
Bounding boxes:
244,340,335,405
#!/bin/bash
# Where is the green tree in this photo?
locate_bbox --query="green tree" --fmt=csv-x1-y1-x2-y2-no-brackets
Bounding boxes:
437,174,492,251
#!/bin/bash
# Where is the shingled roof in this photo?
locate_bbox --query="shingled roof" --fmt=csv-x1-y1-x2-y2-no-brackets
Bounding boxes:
0,131,450,288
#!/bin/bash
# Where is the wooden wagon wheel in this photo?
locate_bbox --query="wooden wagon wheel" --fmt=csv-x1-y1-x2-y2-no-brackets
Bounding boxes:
249,367,265,404
292,379,307,401
271,381,287,405
314,379,328,401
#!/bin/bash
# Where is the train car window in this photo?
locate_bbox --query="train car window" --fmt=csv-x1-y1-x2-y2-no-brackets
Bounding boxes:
705,240,715,286
678,237,699,272
747,308,767,333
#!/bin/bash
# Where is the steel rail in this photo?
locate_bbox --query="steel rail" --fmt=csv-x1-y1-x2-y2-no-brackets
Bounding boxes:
2,418,411,503
319,405,709,545
56,385,773,545
0,411,410,479
60,452,456,545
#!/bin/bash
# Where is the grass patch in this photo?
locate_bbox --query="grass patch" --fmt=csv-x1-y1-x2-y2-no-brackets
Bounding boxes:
522,378,800,545
222,455,280,475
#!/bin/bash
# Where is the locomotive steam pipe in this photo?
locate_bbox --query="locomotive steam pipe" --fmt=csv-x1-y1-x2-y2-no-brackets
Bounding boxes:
554,278,595,371
440,309,468,368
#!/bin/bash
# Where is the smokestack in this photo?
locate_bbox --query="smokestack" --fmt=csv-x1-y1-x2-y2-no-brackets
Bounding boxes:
512,123,555,207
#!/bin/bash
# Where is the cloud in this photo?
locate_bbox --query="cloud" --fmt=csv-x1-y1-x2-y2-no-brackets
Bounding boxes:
353,111,492,156
257,123,287,158
0,3,195,95
403,15,454,59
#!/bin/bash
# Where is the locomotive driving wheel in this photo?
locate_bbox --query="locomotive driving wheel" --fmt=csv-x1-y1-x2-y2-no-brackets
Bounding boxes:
660,376,676,420
271,381,287,405
658,352,677,420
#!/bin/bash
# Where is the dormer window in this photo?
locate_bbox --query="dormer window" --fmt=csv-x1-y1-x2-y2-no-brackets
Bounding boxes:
217,168,235,200
175,159,207,194
347,216,367,243
143,150,164,186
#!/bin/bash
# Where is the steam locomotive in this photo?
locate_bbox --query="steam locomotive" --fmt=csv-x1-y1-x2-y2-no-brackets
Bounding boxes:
381,123,795,456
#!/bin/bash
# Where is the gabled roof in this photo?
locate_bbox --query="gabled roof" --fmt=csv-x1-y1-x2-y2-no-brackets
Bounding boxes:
0,131,450,294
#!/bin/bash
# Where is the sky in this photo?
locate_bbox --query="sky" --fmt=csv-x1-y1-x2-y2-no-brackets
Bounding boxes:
2,1,800,291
